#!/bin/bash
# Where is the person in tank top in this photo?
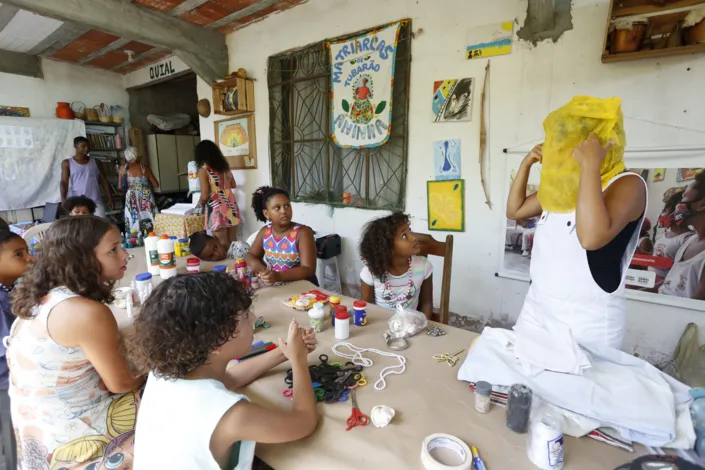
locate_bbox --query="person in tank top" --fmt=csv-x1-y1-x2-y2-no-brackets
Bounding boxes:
659,171,705,300
60,136,113,218
507,134,647,350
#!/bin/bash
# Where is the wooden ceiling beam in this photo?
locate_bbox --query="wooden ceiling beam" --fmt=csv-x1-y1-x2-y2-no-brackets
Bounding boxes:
0,49,42,78
2,0,228,83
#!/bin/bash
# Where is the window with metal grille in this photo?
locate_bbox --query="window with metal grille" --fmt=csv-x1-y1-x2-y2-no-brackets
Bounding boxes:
267,21,411,211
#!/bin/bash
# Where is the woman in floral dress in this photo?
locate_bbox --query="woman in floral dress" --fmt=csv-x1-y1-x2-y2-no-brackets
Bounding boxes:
119,147,159,233
196,140,241,247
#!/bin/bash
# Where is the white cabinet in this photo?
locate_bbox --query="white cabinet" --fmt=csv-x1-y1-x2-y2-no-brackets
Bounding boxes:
147,134,200,193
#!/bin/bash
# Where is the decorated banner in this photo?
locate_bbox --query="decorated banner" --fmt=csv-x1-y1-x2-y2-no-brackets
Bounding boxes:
329,22,401,149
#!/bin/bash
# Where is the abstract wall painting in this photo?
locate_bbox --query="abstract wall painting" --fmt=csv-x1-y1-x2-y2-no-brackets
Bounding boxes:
432,78,474,122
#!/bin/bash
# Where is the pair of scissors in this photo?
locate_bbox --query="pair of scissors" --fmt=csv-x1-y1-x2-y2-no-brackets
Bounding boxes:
349,373,368,389
433,349,465,367
324,383,349,403
346,389,369,431
283,388,326,401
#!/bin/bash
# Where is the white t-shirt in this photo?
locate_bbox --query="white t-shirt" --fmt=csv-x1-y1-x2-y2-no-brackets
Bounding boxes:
360,256,433,310
649,231,694,278
134,373,255,470
659,235,705,299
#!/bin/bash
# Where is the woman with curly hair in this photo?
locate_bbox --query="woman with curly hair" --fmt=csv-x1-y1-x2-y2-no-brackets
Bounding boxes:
6,216,145,469
132,273,318,469
245,186,317,286
196,140,241,248
359,213,433,318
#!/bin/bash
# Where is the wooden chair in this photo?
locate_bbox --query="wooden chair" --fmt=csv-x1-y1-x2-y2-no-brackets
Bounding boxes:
414,233,454,325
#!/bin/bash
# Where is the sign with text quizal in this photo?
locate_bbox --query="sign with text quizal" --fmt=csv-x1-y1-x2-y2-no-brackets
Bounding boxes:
329,22,401,149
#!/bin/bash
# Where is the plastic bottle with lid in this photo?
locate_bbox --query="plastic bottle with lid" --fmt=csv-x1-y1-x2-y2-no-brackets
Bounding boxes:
144,232,160,276
308,302,325,333
329,295,341,326
213,265,228,273
157,234,177,279
334,307,350,340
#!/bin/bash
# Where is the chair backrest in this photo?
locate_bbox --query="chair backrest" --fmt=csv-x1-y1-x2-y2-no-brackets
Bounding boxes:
22,222,53,244
42,202,61,222
414,232,454,325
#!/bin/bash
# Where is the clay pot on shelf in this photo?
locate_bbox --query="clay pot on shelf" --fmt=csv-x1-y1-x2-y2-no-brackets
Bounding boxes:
686,19,705,45
610,21,648,54
56,102,75,120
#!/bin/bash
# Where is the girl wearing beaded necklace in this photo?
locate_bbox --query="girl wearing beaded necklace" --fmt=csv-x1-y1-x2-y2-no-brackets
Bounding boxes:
359,213,434,318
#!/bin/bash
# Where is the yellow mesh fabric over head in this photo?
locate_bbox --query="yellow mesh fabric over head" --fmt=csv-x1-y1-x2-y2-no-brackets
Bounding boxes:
537,96,626,213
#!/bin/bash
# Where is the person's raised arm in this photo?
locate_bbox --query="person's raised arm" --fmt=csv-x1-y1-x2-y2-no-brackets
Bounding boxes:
60,159,70,202
214,320,317,445
574,134,646,250
264,226,317,284
223,328,317,391
117,164,125,192
245,228,267,274
506,144,543,220
48,299,145,393
145,166,159,189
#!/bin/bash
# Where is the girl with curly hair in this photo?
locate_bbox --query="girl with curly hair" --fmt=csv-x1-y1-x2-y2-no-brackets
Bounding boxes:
196,140,241,248
245,186,317,286
7,216,145,469
132,273,318,469
359,213,433,318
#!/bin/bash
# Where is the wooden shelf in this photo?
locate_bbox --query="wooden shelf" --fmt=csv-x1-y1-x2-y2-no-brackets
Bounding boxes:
612,0,705,18
84,121,124,127
212,75,255,116
91,148,124,152
602,42,705,62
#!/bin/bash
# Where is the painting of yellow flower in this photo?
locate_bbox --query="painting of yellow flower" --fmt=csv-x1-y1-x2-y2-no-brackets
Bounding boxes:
427,179,465,232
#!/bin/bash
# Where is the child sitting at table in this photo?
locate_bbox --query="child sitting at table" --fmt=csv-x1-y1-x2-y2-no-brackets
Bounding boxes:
131,272,319,469
246,186,318,286
0,230,31,470
63,195,97,216
359,213,434,318
189,230,251,262
7,216,145,469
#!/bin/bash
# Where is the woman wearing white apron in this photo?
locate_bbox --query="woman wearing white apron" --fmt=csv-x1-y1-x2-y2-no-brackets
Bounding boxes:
506,100,646,350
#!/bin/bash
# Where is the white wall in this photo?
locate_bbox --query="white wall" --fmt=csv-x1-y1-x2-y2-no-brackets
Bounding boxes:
0,58,129,222
197,0,705,360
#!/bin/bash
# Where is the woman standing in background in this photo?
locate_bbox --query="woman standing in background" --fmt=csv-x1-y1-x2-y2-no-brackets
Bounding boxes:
196,140,241,247
118,147,159,233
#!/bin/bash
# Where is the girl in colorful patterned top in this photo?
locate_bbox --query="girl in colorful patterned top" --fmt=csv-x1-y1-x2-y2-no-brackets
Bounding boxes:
7,217,145,469
196,140,241,248
359,213,434,318
246,186,317,287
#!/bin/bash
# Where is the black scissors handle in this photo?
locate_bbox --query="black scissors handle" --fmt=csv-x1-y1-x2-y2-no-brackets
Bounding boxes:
319,354,329,364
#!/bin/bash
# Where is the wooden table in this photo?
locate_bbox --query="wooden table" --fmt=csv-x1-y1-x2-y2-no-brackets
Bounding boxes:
116,249,645,470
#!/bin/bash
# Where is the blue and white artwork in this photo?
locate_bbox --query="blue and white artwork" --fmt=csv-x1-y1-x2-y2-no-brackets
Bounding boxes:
434,139,461,180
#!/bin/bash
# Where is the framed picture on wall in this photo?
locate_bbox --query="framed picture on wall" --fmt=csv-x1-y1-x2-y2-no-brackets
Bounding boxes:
498,157,705,312
214,114,257,170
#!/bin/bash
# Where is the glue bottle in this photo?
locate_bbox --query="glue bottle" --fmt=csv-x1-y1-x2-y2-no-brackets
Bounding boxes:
144,232,160,276
157,234,177,279
335,307,350,340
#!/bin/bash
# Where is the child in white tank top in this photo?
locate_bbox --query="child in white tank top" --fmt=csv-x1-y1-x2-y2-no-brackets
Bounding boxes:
131,273,319,469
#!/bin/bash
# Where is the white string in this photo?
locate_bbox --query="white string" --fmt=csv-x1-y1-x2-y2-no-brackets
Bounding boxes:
331,342,406,390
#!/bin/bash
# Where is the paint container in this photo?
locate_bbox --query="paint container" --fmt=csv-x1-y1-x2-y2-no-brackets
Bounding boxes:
353,300,367,326
134,272,153,305
213,265,228,273
474,381,492,414
329,296,341,326
157,235,177,279
144,232,160,276
335,307,350,340
186,257,200,273
527,413,564,470
309,302,325,333
506,384,533,434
